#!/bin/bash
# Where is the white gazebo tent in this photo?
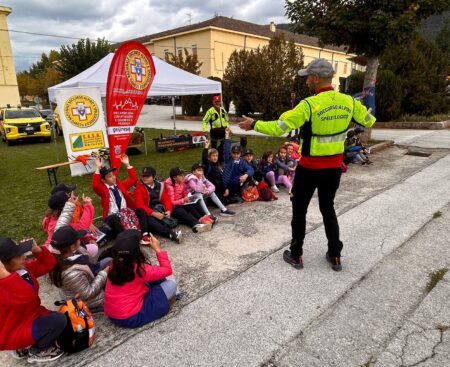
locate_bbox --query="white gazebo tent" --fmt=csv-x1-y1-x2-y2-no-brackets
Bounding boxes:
48,53,221,133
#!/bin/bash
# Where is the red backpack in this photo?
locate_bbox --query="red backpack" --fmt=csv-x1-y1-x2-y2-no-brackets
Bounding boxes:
257,181,277,201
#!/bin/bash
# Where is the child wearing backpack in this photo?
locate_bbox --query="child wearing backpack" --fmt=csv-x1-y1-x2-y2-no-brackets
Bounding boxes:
104,230,177,329
92,155,150,243
49,226,111,313
0,237,66,363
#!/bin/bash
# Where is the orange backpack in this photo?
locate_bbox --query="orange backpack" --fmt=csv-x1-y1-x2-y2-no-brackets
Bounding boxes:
55,296,96,353
241,184,259,202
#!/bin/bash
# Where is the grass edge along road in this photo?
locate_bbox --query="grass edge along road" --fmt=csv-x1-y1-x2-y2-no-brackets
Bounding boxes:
0,128,285,242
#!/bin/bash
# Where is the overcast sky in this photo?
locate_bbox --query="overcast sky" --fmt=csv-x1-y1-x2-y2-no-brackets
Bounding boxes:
3,0,288,72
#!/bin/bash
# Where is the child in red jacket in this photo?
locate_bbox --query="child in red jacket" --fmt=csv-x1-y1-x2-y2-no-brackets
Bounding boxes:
0,238,66,363
92,155,150,243
134,166,182,244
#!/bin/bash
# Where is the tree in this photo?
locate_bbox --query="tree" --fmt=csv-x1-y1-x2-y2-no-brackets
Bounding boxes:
375,70,402,121
254,34,304,119
435,19,450,63
223,49,255,115
55,38,111,80
166,48,203,115
381,33,449,115
285,0,450,89
223,34,304,119
17,50,62,101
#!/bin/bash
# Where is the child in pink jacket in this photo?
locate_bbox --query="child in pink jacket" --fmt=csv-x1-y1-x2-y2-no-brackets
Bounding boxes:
104,230,176,328
164,167,212,233
42,190,98,257
185,163,235,218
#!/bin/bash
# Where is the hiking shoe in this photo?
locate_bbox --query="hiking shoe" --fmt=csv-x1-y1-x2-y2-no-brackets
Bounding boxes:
140,233,151,245
283,250,303,269
11,348,29,360
326,252,343,271
169,230,182,244
220,209,235,217
271,185,280,193
27,346,64,363
192,223,212,233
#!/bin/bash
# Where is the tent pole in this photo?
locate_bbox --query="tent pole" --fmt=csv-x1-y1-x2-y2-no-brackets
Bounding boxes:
172,96,177,135
49,100,59,162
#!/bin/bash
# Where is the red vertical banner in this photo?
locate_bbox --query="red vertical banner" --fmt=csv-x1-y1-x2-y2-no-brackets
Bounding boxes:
106,41,155,171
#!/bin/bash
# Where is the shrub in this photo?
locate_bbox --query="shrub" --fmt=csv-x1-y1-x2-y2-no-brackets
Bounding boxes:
375,70,402,121
346,71,365,95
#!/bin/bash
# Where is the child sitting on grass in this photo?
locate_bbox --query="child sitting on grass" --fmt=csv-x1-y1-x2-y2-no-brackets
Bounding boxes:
185,163,235,218
49,226,111,313
0,237,66,363
104,230,177,329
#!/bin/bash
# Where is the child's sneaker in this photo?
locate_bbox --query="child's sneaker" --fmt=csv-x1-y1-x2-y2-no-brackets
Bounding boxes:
140,233,151,245
169,230,182,244
192,223,212,233
27,346,64,363
271,185,280,193
220,209,235,217
199,215,213,224
283,250,303,269
10,348,29,360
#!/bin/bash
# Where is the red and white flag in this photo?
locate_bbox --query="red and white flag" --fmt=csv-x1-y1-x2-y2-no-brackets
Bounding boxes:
106,41,155,171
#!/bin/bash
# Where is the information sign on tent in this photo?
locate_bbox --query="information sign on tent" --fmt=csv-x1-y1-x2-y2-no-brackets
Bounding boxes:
55,87,108,176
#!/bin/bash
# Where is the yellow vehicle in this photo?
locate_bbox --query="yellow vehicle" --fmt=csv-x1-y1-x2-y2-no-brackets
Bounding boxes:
53,107,63,136
0,106,52,145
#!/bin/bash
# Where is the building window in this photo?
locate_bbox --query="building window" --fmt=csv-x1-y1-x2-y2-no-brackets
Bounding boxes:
344,63,348,74
164,49,169,59
192,44,197,56
334,62,338,73
177,47,183,58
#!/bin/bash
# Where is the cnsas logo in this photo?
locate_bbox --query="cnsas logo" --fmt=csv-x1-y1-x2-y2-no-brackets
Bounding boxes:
125,50,151,90
64,95,99,128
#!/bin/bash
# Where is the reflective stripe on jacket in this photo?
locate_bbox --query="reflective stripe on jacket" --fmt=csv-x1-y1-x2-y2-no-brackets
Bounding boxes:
254,90,376,157
202,106,229,132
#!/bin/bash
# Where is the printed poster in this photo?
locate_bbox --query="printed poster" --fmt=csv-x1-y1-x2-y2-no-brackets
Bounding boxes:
55,87,108,176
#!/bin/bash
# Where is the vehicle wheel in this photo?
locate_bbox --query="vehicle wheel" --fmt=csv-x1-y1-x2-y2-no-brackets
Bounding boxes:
56,125,63,136
1,134,5,143
44,137,52,143
6,139,14,146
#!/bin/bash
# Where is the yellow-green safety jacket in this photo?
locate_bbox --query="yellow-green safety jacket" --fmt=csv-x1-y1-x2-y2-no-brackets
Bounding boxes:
202,106,230,132
254,90,376,157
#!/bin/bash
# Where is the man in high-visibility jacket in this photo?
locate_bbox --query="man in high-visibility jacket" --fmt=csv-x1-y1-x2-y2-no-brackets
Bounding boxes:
202,95,229,163
239,59,376,271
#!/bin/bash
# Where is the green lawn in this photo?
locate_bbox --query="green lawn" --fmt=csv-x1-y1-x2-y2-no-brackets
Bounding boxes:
0,128,285,243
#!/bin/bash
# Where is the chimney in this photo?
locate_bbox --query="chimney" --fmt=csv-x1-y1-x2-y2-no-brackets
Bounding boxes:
270,21,276,33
